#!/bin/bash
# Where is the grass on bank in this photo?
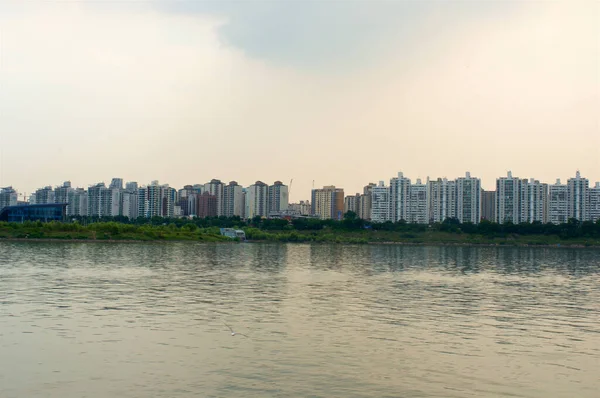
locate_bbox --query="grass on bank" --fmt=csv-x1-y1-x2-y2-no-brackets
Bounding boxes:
0,220,599,247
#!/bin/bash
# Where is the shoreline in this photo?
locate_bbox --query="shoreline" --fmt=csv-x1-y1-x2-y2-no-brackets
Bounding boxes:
1,237,598,249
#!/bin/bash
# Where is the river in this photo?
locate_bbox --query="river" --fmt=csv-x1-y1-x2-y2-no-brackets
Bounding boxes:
0,242,599,397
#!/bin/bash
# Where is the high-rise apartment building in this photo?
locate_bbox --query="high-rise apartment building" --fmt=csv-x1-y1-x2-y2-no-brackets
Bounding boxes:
67,188,87,217
481,190,496,222
389,172,410,222
197,192,217,218
495,171,521,224
109,178,124,190
311,185,344,220
268,181,289,215
204,179,225,216
344,194,360,215
125,181,138,192
358,183,376,220
0,187,18,211
54,182,72,205
455,172,481,224
567,171,588,221
121,190,138,219
548,179,568,224
137,182,176,218
246,181,269,219
408,179,428,224
34,186,55,205
588,182,600,222
370,181,390,222
521,178,548,223
428,178,456,223
222,181,245,218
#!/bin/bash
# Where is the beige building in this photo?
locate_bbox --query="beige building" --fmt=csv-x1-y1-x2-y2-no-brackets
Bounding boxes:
311,185,344,220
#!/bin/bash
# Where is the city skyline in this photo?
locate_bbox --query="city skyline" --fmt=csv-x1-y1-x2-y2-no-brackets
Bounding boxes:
0,1,597,203
2,169,599,225
3,169,600,204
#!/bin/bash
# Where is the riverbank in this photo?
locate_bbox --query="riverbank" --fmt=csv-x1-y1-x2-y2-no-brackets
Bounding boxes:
1,223,599,248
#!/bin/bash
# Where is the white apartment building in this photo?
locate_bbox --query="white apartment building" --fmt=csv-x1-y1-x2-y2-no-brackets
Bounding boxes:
87,183,106,217
521,178,548,223
121,190,138,219
289,200,311,216
246,181,269,219
34,186,55,205
588,182,600,222
495,171,521,224
389,172,410,222
54,181,72,205
408,179,428,224
223,181,245,218
567,171,588,222
456,172,481,224
370,181,390,223
428,177,456,223
137,182,176,218
67,188,87,217
268,181,289,214
548,179,568,224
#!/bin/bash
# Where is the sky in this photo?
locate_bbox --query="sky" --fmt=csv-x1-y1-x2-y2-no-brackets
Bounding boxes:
0,0,598,201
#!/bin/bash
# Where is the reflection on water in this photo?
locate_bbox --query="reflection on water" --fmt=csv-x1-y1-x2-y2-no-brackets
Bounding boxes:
1,242,599,398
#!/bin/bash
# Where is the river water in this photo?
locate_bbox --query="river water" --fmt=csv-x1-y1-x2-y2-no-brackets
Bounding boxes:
0,242,599,397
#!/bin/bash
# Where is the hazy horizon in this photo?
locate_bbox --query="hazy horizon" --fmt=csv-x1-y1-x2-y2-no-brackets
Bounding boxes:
0,0,598,201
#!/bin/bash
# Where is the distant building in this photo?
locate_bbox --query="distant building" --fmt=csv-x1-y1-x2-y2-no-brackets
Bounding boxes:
54,182,72,208
409,178,428,224
455,172,481,224
197,192,217,218
370,181,390,223
246,181,269,219
137,181,176,218
358,183,376,220
495,171,521,224
204,179,225,216
220,228,246,240
428,177,456,223
268,181,289,215
0,203,66,223
109,178,124,190
121,190,138,219
481,190,496,222
67,188,87,217
588,182,600,222
0,187,18,211
567,171,588,221
344,194,360,215
521,178,548,223
548,179,568,224
389,172,410,222
223,181,245,218
87,183,107,217
34,186,55,205
289,200,311,216
311,185,344,220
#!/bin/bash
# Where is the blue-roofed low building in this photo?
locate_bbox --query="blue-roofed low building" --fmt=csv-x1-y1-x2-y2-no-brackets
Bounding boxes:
219,228,246,240
0,203,67,223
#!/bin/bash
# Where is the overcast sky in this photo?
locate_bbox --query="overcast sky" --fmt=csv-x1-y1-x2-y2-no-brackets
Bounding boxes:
0,0,598,200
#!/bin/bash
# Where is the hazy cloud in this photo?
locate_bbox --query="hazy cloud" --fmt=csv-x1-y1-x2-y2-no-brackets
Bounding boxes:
0,1,597,199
